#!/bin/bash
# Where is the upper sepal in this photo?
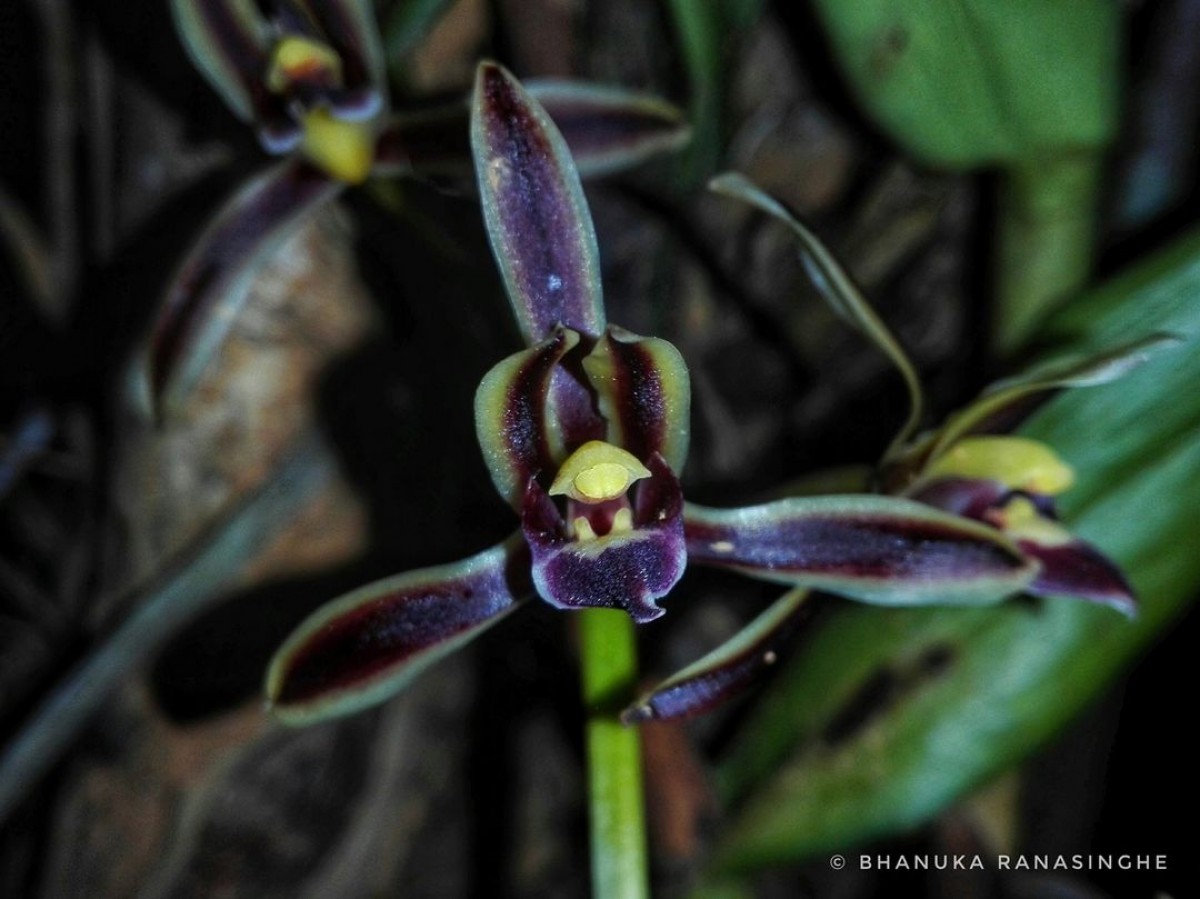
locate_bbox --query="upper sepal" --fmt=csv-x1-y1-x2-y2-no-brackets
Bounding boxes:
471,62,606,343
684,495,1038,606
522,454,686,622
266,535,532,725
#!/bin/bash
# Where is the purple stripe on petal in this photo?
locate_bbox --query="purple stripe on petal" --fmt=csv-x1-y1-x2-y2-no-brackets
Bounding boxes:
684,497,1037,606
585,327,690,473
147,160,342,414
471,63,606,344
267,535,532,724
1020,538,1137,616
475,329,580,507
523,468,686,622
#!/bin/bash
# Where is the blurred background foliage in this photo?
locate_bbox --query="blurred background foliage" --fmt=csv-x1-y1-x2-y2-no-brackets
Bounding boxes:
0,1,1198,897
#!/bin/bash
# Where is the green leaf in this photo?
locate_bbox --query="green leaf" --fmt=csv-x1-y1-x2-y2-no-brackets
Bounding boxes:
710,230,1200,871
808,0,1119,167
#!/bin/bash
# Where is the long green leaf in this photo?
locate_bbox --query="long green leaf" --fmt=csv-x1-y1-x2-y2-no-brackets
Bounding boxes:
711,230,1200,871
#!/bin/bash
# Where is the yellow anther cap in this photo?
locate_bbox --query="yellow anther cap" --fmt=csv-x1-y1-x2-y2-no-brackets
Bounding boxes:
266,36,343,94
926,436,1075,495
549,441,652,504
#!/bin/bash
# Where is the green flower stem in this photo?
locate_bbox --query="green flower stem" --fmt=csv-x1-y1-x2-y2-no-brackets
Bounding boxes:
994,153,1105,353
580,608,650,899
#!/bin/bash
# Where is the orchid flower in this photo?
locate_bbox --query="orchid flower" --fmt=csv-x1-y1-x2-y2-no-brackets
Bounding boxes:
264,64,1045,726
622,174,1170,723
148,0,692,412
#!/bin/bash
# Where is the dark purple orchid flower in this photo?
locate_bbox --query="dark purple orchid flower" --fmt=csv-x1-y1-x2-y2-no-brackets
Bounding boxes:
146,0,692,413
620,174,1171,724
264,64,1045,726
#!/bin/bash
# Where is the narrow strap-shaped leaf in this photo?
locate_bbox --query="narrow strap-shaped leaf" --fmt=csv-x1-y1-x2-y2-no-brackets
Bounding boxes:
710,173,923,462
374,81,690,180
475,329,580,508
267,534,532,725
471,62,606,343
684,496,1037,606
583,326,691,473
927,332,1181,462
171,0,300,152
144,160,342,417
624,588,810,724
0,431,335,823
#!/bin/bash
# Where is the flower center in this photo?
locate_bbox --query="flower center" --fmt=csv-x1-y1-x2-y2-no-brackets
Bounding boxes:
549,440,651,503
549,441,652,542
265,36,375,184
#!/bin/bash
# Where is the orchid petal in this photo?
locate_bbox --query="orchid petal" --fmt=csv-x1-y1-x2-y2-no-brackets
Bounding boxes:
474,328,580,508
266,535,532,725
523,455,686,623
471,62,606,343
905,476,1011,520
170,0,299,152
299,0,387,120
144,160,342,416
927,332,1180,463
374,81,690,180
624,589,810,724
710,172,923,461
583,326,691,474
684,497,1037,606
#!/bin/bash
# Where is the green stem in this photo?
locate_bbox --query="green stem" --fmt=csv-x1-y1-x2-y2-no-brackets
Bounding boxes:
993,153,1105,353
580,608,649,899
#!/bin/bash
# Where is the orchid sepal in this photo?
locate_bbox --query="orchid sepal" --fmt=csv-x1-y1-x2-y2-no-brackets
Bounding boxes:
266,534,532,726
142,159,343,416
684,496,1038,606
373,79,691,181
471,62,606,344
623,588,811,724
910,477,1137,615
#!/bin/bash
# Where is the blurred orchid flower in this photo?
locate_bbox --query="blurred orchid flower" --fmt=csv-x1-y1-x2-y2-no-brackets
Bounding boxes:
264,64,1044,726
147,0,693,412
623,174,1172,723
